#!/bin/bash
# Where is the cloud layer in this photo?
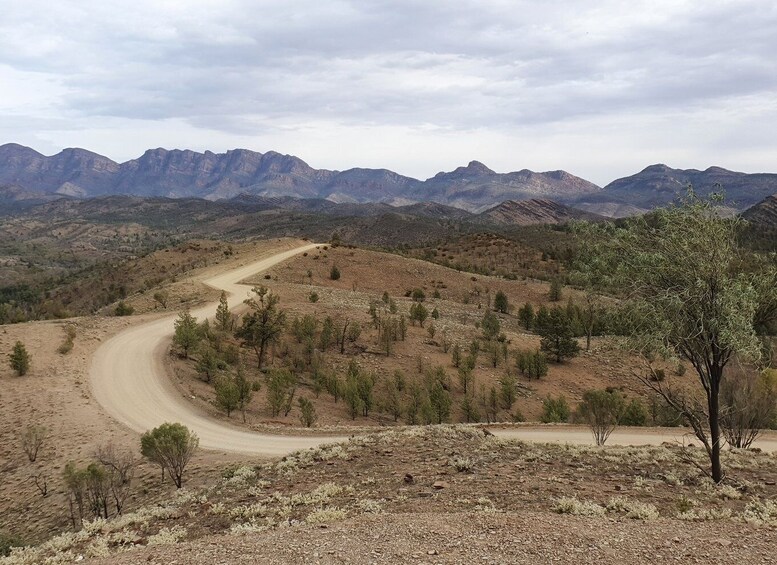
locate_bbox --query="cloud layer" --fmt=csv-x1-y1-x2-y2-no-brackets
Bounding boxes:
1,0,776,184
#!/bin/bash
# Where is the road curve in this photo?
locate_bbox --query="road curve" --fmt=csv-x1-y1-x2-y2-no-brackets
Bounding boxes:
90,242,777,457
90,242,346,456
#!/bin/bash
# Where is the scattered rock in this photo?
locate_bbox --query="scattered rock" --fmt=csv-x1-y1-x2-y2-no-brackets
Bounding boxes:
717,539,731,547
432,481,449,490
404,473,414,484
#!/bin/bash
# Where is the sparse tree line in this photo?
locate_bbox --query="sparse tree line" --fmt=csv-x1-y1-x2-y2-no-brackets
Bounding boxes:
0,236,211,325
12,420,199,534
162,276,777,436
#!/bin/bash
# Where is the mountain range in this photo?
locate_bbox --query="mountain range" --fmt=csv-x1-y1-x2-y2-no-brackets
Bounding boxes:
1,143,776,217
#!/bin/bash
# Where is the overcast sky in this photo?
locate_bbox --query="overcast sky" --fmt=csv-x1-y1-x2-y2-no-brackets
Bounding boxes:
1,0,775,185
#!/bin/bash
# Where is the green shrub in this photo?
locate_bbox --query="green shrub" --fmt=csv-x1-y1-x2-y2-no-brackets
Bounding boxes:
541,395,570,423
0,532,23,557
114,301,134,316
621,398,648,426
9,341,30,376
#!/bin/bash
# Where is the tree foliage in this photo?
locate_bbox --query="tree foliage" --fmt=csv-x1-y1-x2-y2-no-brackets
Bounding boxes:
541,395,570,423
236,286,286,369
265,368,296,417
515,348,548,379
517,302,535,330
140,423,199,488
719,366,777,448
214,375,241,417
215,290,231,331
173,308,201,359
493,291,509,314
537,307,580,363
577,389,625,446
576,191,777,482
480,310,501,340
9,341,30,376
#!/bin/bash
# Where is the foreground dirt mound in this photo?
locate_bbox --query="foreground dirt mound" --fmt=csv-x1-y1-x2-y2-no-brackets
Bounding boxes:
4,426,776,564
95,511,777,565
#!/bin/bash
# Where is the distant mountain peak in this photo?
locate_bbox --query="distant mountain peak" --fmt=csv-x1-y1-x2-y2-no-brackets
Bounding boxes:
463,160,494,175
640,163,672,173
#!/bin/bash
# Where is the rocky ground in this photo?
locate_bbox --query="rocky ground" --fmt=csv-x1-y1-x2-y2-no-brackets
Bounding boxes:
3,426,775,564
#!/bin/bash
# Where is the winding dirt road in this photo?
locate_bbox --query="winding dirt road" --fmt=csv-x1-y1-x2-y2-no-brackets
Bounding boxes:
89,242,347,456
89,242,777,456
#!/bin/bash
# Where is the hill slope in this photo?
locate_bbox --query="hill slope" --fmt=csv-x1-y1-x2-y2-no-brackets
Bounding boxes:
476,199,604,226
742,193,777,228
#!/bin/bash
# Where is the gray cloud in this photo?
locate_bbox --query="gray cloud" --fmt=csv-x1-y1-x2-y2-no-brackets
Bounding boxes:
1,0,776,183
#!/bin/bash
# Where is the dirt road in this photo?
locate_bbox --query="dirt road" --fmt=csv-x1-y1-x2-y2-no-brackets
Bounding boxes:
89,243,347,456
492,425,777,452
89,242,777,456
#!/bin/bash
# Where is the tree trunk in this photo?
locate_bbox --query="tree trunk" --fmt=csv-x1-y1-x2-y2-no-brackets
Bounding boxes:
708,365,723,483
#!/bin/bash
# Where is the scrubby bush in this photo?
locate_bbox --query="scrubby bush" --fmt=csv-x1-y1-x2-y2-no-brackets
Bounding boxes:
411,288,426,302
9,341,30,376
20,424,47,462
577,389,625,445
114,301,134,316
0,532,22,557
493,291,509,314
57,324,77,355
298,397,317,427
515,348,548,379
620,398,648,426
480,310,501,340
541,395,570,423
140,423,199,489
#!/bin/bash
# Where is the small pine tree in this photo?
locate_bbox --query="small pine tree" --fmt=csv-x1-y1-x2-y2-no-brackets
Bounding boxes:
480,310,501,340
214,375,241,417
460,393,480,423
215,291,231,331
409,303,429,327
538,307,580,363
9,341,30,376
535,304,551,330
549,278,563,302
173,309,201,359
298,397,318,427
493,291,509,314
330,265,341,280
451,344,462,368
517,302,535,330
541,395,570,423
499,373,517,409
235,368,253,422
429,380,451,424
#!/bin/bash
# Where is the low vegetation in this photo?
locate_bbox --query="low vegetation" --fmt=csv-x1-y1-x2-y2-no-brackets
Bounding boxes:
3,427,775,563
